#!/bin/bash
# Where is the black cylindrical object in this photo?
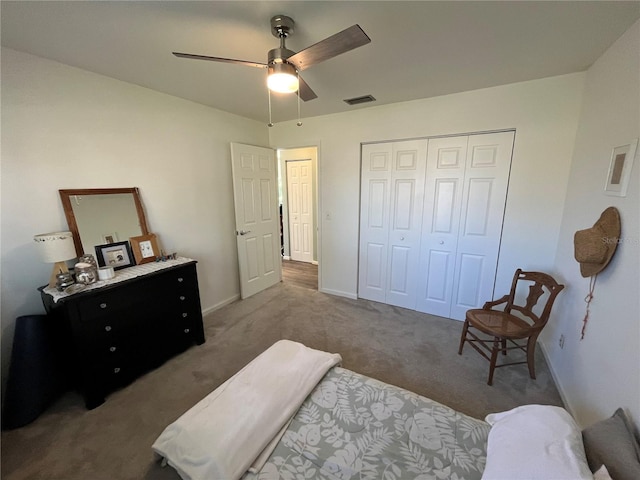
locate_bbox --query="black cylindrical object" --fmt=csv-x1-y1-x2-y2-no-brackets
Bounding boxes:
2,314,68,430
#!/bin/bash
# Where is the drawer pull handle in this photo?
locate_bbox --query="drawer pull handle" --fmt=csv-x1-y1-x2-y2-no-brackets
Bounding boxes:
184,328,190,334
105,326,112,332
100,303,107,309
182,312,188,318
177,277,184,282
109,346,116,352
113,367,121,374
179,296,186,301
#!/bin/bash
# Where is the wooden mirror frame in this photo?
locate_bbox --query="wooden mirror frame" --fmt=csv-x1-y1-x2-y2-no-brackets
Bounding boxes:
59,187,150,256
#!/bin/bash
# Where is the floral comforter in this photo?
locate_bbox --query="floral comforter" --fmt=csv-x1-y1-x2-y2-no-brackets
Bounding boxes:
250,367,490,480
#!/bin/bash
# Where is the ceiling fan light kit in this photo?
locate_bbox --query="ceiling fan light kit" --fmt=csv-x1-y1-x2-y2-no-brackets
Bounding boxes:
172,14,370,125
267,63,299,93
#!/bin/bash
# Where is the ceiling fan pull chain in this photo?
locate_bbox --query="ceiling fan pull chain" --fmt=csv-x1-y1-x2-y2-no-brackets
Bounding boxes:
296,71,302,127
267,71,274,127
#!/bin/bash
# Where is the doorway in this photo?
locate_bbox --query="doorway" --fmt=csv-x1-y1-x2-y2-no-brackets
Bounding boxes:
278,146,319,291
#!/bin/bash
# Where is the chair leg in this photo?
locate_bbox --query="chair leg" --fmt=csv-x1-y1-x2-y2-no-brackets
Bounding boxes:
487,337,500,386
458,320,469,355
501,338,507,355
527,336,537,379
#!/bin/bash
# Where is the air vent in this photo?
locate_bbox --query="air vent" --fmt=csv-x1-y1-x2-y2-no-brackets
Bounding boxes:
343,95,376,106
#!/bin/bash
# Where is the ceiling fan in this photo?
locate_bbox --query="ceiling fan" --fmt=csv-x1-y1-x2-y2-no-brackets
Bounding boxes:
172,15,371,102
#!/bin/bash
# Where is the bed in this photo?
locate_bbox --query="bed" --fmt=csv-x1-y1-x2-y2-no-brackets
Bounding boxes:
152,340,639,480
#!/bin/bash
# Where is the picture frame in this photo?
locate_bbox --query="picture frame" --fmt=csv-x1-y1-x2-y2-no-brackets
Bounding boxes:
95,241,135,270
102,232,118,244
605,138,637,197
129,233,161,265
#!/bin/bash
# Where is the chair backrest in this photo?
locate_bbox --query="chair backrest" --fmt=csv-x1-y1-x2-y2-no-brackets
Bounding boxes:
503,269,565,329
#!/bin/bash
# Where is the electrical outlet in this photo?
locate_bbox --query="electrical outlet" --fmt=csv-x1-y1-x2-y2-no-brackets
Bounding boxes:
559,334,565,349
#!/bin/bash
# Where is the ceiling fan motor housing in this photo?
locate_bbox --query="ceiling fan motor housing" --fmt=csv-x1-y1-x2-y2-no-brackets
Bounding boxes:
268,47,295,65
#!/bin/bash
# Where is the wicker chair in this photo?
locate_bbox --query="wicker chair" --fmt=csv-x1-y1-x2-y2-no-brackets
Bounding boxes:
458,269,564,385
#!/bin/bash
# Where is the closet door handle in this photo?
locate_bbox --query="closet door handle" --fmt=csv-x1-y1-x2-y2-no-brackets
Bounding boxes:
237,230,252,236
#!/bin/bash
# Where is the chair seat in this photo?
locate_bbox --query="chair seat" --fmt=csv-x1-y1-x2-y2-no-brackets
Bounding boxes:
466,309,535,339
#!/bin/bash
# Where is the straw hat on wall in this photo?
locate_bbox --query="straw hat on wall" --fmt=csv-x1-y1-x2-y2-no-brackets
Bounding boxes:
574,206,621,278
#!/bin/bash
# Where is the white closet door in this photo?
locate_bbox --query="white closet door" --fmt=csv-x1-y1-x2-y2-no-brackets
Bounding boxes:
358,140,427,307
358,143,393,303
416,136,469,316
360,131,512,318
386,140,427,309
449,131,514,320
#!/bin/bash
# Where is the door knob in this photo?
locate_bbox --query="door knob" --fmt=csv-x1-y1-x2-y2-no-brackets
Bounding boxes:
439,240,444,244
237,230,252,236
400,236,405,241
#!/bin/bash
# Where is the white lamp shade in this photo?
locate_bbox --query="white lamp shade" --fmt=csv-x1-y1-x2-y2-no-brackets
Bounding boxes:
33,231,77,263
267,63,299,93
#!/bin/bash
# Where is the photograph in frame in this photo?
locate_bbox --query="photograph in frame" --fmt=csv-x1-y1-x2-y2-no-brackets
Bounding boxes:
130,233,161,265
605,138,637,197
95,241,135,270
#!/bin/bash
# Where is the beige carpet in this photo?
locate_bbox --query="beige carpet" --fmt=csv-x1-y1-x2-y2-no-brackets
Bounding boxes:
1,282,563,480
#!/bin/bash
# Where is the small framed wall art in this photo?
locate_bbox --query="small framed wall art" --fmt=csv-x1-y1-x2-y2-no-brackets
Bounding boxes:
102,232,118,244
130,233,161,265
604,138,637,197
95,241,135,270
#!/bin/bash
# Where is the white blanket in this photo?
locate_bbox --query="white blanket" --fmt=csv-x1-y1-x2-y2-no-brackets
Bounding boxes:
152,340,342,480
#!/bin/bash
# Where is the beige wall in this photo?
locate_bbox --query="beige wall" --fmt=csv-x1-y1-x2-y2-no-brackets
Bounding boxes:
548,20,640,430
1,48,268,384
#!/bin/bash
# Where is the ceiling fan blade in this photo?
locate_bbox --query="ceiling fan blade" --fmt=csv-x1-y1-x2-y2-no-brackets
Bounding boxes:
172,52,267,69
298,76,317,102
287,24,370,71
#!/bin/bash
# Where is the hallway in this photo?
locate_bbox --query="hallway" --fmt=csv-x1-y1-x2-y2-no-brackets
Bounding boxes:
281,260,317,290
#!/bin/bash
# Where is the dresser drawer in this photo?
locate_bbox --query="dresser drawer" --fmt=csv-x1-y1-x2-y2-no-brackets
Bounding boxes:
75,289,139,320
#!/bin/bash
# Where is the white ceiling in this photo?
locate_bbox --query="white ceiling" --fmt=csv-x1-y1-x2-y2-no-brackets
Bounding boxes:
2,1,639,124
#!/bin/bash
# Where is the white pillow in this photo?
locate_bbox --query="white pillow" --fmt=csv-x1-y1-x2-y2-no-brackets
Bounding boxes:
593,465,613,480
482,404,593,480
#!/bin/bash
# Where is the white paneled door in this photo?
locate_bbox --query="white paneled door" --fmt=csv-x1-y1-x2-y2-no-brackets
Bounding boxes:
287,159,314,263
415,131,514,319
359,131,514,319
358,140,427,309
230,143,281,299
416,136,469,317
448,132,514,320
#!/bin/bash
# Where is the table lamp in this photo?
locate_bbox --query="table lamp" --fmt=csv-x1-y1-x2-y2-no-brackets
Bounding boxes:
33,231,77,288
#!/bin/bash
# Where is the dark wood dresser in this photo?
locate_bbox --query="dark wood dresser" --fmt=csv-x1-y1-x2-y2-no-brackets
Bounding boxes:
39,259,205,409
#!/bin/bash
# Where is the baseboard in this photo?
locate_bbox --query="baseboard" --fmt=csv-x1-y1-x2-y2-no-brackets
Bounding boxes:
311,260,319,265
538,341,574,417
202,293,240,316
282,255,291,260
319,288,358,300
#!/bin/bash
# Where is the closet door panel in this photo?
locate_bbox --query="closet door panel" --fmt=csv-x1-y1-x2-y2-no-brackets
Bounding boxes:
416,136,468,317
449,131,514,320
359,144,392,302
389,245,411,293
385,140,427,309
454,253,485,308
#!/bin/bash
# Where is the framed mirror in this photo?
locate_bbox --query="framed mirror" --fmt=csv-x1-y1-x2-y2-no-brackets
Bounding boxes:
59,188,150,257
